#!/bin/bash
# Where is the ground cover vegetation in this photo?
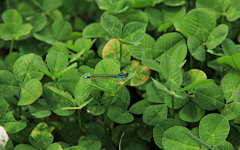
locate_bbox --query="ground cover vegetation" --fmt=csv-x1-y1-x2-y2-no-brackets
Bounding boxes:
1,0,240,149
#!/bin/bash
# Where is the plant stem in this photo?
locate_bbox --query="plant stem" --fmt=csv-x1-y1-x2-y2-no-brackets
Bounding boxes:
51,113,56,122
119,132,125,150
77,109,82,134
106,96,113,114
6,0,10,9
187,0,194,11
45,12,55,20
10,37,15,54
191,0,195,9
53,79,60,89
172,95,175,119
15,0,18,8
221,15,225,24
103,96,113,131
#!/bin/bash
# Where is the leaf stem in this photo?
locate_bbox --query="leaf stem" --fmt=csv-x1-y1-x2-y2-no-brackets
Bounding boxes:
77,109,83,134
53,79,60,89
187,0,193,11
45,12,55,20
221,15,224,24
10,36,15,54
172,95,175,119
15,0,18,8
119,132,125,150
6,0,10,9
103,96,114,131
106,96,113,119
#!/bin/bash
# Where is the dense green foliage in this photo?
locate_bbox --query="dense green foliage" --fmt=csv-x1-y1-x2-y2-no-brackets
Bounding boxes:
1,0,240,149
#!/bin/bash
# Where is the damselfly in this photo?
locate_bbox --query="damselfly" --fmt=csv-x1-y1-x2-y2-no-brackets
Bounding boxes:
83,72,129,79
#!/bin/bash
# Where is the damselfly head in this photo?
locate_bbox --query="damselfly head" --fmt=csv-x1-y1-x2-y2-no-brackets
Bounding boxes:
83,76,91,79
